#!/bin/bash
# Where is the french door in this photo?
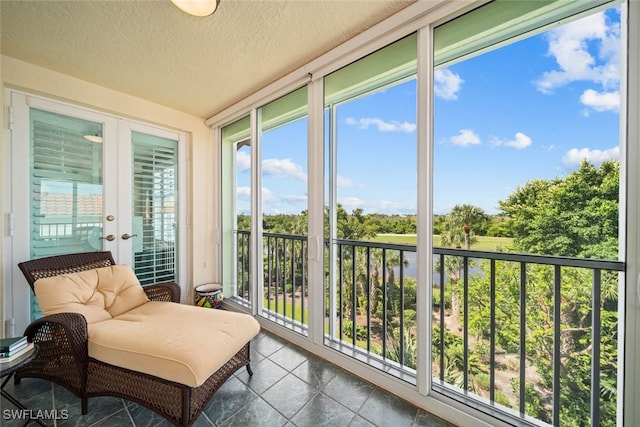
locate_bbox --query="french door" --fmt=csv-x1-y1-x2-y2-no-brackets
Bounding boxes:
7,92,186,331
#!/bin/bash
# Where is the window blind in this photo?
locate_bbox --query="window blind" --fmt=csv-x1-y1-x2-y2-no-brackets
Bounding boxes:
132,132,179,286
30,109,103,260
30,108,104,320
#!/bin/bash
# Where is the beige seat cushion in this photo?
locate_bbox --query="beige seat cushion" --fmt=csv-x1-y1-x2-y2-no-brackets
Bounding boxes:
34,265,149,324
88,301,261,387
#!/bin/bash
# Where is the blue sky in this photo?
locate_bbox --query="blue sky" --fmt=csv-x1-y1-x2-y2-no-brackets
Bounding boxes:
239,5,621,216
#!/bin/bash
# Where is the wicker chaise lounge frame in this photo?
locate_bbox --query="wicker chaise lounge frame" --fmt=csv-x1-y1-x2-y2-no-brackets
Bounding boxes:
17,251,253,426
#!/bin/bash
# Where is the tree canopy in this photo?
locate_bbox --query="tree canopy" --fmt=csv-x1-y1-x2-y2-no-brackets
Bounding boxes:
498,160,619,259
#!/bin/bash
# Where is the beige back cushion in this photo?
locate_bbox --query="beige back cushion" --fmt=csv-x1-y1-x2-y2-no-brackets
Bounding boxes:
34,265,149,323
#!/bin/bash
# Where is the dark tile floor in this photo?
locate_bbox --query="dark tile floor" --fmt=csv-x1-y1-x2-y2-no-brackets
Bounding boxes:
1,331,454,427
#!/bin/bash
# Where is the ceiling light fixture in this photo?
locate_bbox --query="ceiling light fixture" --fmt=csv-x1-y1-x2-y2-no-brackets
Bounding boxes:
171,0,220,17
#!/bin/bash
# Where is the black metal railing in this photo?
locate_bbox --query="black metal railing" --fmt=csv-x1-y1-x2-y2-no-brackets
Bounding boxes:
236,230,251,303
234,231,624,426
236,230,308,328
264,232,308,327
432,247,623,426
326,239,417,374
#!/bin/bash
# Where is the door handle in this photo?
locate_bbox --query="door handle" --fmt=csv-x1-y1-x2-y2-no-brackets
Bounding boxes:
121,233,138,240
99,235,115,241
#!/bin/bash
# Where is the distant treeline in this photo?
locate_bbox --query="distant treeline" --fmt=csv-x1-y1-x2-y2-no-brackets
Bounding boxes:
241,211,511,237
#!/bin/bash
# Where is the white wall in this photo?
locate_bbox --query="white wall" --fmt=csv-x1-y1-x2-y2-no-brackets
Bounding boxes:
1,55,218,335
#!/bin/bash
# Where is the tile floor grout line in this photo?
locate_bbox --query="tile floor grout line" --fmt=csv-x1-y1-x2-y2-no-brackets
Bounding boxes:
285,388,322,425
50,382,57,427
121,398,137,427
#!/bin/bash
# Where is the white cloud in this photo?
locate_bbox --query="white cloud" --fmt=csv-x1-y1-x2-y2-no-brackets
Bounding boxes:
492,132,532,150
283,194,307,203
262,158,307,181
236,151,250,171
236,186,251,198
373,200,416,215
562,146,619,167
345,117,416,133
261,187,276,204
434,69,464,100
337,175,356,188
580,89,619,112
237,154,308,181
535,11,620,96
449,129,480,146
339,197,365,210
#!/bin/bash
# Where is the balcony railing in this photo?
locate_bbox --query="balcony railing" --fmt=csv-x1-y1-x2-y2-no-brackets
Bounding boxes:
236,230,308,331
432,248,623,426
234,230,624,426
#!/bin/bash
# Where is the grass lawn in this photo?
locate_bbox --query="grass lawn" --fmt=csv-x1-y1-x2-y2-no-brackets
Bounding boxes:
373,234,514,252
264,298,306,323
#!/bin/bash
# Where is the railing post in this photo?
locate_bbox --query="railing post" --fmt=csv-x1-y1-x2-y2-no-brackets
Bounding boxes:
400,250,405,366
439,253,445,382
463,256,469,392
489,259,495,402
366,246,371,352
383,249,388,360
519,262,527,415
351,244,357,347
553,265,562,426
590,269,602,426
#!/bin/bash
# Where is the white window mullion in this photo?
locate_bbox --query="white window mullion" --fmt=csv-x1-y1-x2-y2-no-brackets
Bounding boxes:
307,77,325,344
251,108,263,318
327,103,339,341
623,1,640,425
416,25,433,397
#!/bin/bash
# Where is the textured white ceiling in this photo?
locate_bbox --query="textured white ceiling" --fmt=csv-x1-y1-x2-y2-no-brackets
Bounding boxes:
1,0,416,119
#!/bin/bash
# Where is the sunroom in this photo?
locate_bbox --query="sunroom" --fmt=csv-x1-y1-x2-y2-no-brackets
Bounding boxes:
2,1,639,426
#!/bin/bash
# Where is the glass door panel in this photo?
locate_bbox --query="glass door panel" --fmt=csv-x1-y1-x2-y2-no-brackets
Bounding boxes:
323,34,418,374
258,86,309,331
30,108,104,257
131,131,179,285
431,1,623,425
221,115,251,304
29,108,104,318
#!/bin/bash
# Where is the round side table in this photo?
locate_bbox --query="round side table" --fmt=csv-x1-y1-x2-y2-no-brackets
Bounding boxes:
1,344,46,426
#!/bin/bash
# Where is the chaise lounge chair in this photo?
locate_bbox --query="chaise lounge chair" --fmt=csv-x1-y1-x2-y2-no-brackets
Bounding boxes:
16,251,260,426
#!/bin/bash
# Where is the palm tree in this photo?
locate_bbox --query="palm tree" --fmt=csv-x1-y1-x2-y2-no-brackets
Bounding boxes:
438,205,487,318
448,204,488,250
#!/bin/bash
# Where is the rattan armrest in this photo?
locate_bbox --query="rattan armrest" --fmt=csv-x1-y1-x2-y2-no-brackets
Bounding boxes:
144,282,181,303
18,312,89,393
24,312,89,360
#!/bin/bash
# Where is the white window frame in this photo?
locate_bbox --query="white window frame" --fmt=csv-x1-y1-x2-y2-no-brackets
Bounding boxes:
208,1,639,425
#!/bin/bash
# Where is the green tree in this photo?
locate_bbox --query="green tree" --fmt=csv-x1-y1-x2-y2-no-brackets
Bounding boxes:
498,160,619,258
494,160,620,425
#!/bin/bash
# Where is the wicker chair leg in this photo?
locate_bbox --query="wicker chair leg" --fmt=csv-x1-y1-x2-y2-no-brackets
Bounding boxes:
82,397,88,415
246,364,253,376
181,388,190,427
